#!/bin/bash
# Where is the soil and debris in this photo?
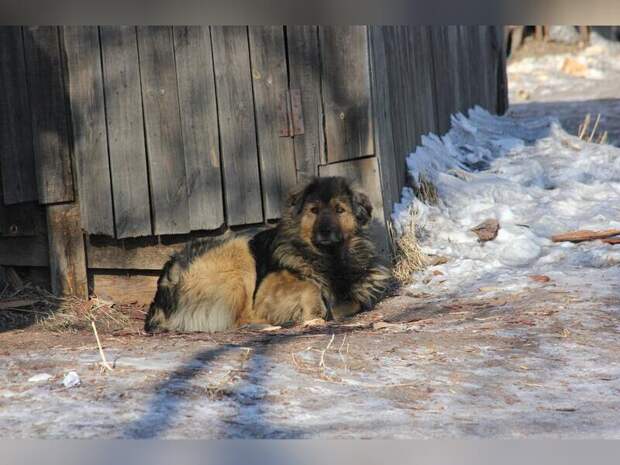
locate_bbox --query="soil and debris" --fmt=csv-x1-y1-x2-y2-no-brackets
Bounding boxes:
1,34,619,439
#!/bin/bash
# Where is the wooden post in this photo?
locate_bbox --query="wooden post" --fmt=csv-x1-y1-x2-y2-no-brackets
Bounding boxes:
535,25,544,41
46,203,88,298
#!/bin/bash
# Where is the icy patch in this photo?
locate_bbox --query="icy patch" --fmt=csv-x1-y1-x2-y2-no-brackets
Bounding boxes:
393,107,620,295
28,373,53,383
62,372,81,388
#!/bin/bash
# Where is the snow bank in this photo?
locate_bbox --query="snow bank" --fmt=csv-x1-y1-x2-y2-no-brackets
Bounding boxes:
393,107,620,295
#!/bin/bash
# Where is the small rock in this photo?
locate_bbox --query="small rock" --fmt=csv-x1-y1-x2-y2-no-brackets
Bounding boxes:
62,371,81,388
28,373,53,383
529,274,551,283
470,219,500,242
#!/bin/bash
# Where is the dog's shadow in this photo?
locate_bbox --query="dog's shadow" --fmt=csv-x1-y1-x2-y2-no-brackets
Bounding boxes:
123,331,310,439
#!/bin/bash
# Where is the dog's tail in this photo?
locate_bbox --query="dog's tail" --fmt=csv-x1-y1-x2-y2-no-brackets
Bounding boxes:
144,258,182,333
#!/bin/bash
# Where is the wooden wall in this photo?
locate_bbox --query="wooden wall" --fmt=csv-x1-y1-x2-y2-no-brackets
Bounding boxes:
0,25,507,299
369,25,507,216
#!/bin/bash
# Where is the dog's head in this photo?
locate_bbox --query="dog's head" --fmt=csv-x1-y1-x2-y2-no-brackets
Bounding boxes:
285,177,373,251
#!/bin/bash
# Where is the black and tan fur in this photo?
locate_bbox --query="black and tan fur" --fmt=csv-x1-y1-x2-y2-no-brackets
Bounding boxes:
144,177,394,333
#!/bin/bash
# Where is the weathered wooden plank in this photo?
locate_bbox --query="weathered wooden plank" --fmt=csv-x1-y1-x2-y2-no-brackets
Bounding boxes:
430,26,457,134
136,26,190,235
0,27,38,205
210,26,263,226
92,272,158,305
319,26,374,162
0,182,46,237
319,157,390,257
248,26,297,219
368,26,400,224
86,237,183,270
380,26,413,190
286,25,325,182
100,26,152,239
173,26,225,231
22,26,74,204
0,235,49,267
63,26,115,236
493,25,509,114
46,203,88,298
407,26,439,137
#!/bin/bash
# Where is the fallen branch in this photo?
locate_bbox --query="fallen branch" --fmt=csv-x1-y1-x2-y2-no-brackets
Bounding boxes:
551,229,620,243
603,237,620,245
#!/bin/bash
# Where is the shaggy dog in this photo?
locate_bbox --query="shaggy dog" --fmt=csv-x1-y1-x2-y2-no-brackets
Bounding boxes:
144,176,393,333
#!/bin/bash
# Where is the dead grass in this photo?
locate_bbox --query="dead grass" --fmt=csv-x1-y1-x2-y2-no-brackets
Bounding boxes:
577,113,608,144
414,174,439,205
389,205,428,286
0,280,130,333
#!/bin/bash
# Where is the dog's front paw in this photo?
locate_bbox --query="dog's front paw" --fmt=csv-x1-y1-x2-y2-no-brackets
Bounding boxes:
302,318,327,327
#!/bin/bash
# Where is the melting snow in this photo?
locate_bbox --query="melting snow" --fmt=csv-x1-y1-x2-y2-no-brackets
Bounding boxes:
393,107,620,296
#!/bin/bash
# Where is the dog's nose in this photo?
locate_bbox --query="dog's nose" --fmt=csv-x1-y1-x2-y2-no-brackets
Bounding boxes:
316,230,342,245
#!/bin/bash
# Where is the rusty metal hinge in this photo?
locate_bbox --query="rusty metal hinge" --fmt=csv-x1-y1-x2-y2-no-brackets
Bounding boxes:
278,89,305,137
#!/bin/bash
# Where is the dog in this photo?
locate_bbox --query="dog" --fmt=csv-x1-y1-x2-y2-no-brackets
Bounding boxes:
144,176,393,333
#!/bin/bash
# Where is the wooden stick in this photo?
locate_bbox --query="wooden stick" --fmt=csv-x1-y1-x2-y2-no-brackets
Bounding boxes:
0,299,38,310
91,321,113,371
552,229,620,243
319,333,335,369
603,237,620,245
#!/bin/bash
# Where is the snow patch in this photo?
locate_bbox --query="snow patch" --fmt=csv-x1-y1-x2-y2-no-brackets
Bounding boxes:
392,107,620,295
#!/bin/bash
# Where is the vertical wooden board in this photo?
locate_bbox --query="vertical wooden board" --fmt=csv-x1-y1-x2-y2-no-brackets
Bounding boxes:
211,26,263,226
368,26,400,219
100,26,152,238
319,26,374,162
318,157,390,257
46,203,88,298
405,26,439,138
430,26,457,134
382,27,413,189
22,26,74,204
63,26,115,236
173,26,224,231
248,26,296,219
0,27,38,205
444,25,467,113
494,26,509,115
287,25,324,183
136,26,190,235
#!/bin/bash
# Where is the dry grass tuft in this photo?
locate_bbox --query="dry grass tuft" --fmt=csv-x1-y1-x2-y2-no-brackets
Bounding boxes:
0,279,129,333
416,174,439,204
577,113,608,144
389,206,428,286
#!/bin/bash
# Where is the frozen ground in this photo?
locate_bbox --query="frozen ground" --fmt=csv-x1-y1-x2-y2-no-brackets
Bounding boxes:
1,40,619,439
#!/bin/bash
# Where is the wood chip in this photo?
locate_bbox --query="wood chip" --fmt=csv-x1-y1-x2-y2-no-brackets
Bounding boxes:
551,229,620,243
470,219,500,242
529,274,551,283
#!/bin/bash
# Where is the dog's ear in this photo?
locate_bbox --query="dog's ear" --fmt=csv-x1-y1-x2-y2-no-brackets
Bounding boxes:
286,183,308,215
352,191,373,226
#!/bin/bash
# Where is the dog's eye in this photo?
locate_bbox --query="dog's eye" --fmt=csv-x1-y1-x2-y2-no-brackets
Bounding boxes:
335,206,345,214
310,206,319,214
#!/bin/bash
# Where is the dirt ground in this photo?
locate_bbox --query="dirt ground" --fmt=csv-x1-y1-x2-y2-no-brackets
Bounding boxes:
1,37,619,438
1,277,619,438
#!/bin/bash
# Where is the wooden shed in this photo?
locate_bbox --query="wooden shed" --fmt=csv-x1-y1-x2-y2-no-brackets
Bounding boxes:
0,25,507,302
